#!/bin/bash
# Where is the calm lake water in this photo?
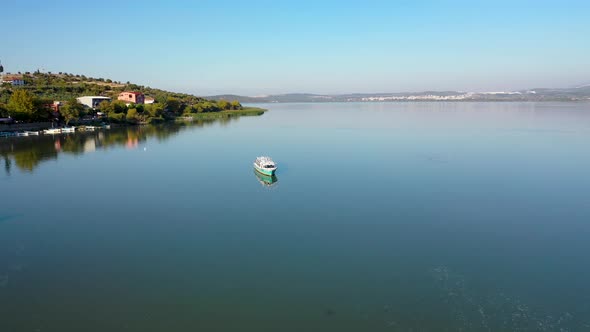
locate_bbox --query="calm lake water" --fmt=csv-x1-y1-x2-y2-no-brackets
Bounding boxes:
1,102,590,331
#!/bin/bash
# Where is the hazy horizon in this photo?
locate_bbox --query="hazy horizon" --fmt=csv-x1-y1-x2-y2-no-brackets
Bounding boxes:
200,83,590,98
3,0,590,95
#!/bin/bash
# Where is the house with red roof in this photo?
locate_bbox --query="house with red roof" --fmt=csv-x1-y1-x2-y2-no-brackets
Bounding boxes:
1,74,25,86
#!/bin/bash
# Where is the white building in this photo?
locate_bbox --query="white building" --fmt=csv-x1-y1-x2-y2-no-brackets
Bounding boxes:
1,74,25,86
76,96,111,109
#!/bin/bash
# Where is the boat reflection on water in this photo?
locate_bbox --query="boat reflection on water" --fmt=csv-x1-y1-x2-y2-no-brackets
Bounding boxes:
253,169,278,187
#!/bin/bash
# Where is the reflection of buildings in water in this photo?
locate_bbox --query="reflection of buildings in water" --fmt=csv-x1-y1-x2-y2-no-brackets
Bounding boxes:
254,170,278,187
125,137,139,149
83,138,96,153
1,119,233,173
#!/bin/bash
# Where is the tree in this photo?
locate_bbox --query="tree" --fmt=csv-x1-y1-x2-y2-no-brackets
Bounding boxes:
7,89,35,121
183,105,193,114
0,103,8,117
125,83,141,91
98,100,114,116
165,97,181,114
135,104,145,113
112,100,128,114
200,101,219,112
194,103,204,113
230,100,242,110
217,100,230,110
145,103,164,117
126,108,138,123
60,98,83,125
33,98,54,121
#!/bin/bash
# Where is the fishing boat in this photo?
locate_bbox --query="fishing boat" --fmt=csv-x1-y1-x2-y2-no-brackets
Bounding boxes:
253,156,277,176
43,128,62,135
15,132,29,137
25,131,40,136
61,127,76,133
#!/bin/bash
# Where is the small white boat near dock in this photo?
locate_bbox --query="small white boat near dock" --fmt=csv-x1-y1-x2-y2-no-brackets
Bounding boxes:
61,127,76,133
43,128,62,135
25,131,40,136
15,132,29,137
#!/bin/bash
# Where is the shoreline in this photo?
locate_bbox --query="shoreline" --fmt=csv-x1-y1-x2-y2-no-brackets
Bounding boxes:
0,107,267,133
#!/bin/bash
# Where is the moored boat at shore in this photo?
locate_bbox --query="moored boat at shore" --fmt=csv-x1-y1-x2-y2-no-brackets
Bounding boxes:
43,128,62,135
254,156,277,176
61,127,76,133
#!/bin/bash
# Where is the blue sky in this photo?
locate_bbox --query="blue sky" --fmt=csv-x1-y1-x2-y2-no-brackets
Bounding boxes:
2,0,590,95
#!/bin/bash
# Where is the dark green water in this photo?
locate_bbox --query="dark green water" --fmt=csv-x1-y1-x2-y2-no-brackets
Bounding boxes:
1,102,590,331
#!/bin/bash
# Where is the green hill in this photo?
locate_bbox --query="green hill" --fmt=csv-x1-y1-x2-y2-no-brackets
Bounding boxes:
0,71,262,124
1,71,207,105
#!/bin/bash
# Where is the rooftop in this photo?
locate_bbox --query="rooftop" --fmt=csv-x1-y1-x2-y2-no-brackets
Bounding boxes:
2,74,24,80
77,96,111,99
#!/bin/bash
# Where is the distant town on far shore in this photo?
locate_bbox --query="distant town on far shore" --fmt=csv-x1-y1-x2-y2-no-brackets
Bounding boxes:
207,85,590,103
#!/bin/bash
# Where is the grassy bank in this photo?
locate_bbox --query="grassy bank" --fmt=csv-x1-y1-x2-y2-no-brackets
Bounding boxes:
179,107,267,121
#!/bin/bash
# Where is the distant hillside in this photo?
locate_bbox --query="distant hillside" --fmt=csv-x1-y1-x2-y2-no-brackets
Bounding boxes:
207,86,590,103
529,86,590,99
205,94,263,103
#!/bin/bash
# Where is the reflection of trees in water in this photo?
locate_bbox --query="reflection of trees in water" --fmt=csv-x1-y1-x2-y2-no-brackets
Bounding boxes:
218,115,238,127
61,134,88,155
3,156,11,175
0,138,58,173
13,149,44,172
0,119,226,174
